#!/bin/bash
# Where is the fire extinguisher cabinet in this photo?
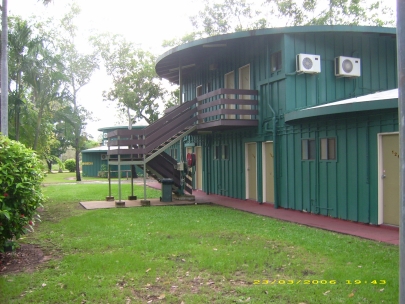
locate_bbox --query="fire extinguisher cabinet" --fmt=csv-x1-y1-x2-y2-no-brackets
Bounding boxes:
160,178,174,202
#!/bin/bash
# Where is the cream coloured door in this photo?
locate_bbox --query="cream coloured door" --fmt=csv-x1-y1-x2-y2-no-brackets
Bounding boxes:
381,133,399,226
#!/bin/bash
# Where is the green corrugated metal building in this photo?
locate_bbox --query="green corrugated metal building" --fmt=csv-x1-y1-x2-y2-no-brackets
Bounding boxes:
82,126,147,178
155,25,399,226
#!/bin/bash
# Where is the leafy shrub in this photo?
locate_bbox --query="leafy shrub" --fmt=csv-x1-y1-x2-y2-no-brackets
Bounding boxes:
98,164,108,178
64,159,76,172
0,135,45,251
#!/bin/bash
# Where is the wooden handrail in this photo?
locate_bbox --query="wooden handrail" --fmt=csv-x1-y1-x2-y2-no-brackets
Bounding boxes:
107,88,258,157
196,88,258,101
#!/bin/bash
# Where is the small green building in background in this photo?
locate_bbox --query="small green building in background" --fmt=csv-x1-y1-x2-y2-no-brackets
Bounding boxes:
81,126,146,178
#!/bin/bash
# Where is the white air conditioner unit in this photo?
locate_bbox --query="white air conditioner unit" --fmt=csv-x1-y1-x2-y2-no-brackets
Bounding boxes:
335,56,361,77
101,154,108,160
296,54,321,74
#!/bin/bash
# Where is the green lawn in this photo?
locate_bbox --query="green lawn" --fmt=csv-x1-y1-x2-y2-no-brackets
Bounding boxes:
43,171,119,184
0,181,399,303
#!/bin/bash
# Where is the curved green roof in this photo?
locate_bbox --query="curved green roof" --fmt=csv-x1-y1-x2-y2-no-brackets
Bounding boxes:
156,25,396,84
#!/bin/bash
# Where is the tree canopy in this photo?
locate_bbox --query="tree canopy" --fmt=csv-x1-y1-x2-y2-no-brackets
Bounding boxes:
5,3,99,178
91,34,169,125
163,0,395,47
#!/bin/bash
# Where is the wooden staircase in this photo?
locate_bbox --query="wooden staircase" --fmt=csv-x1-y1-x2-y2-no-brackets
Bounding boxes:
146,152,192,194
106,99,197,194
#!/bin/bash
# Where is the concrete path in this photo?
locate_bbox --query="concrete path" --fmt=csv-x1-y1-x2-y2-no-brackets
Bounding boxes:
145,181,399,245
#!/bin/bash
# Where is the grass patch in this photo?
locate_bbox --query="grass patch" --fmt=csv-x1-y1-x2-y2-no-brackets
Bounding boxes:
43,171,138,184
43,172,83,184
40,183,161,222
42,183,160,204
0,183,399,303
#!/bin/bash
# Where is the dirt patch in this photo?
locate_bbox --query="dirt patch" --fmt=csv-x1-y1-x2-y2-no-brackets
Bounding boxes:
0,244,50,274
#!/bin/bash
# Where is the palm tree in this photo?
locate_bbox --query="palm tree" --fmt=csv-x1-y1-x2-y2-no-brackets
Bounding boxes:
8,17,43,140
1,0,54,137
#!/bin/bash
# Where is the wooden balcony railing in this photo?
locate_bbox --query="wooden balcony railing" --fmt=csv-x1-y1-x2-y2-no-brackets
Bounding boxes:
196,88,259,130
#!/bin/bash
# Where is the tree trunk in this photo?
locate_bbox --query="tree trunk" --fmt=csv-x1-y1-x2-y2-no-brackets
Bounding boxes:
33,103,45,151
1,0,8,136
46,159,52,173
72,83,81,182
75,126,81,181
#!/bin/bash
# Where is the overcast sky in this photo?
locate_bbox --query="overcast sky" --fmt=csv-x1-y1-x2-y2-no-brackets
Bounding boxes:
9,0,200,140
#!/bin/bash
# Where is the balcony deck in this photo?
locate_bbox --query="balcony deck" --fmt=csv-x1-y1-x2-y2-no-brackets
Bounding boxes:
195,88,259,131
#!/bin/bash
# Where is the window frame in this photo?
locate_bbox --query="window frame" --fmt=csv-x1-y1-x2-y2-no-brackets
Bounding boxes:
320,137,337,161
214,145,221,160
271,51,282,73
222,145,229,160
302,138,316,160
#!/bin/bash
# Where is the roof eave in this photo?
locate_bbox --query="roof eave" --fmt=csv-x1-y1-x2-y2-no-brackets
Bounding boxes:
155,25,396,84
285,98,398,122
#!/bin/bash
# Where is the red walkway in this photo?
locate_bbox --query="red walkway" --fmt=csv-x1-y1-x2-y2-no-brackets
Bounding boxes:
147,182,399,245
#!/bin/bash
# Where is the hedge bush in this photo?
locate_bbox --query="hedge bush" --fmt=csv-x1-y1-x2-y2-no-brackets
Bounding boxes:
0,135,45,251
64,158,76,172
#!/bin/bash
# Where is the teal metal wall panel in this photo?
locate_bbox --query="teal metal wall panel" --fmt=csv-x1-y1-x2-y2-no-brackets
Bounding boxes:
279,134,288,208
346,125,359,221
357,124,370,223
293,131,303,211
301,158,311,211
324,34,336,104
194,129,256,200
304,33,316,54
336,126,348,220
82,152,104,177
361,36,372,94
168,141,180,162
378,39,388,89
314,33,327,105
81,151,141,178
327,161,338,217
368,124,381,224
278,109,398,223
284,32,397,115
277,81,286,115
285,133,293,208
370,36,380,91
386,37,397,88
318,159,327,215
